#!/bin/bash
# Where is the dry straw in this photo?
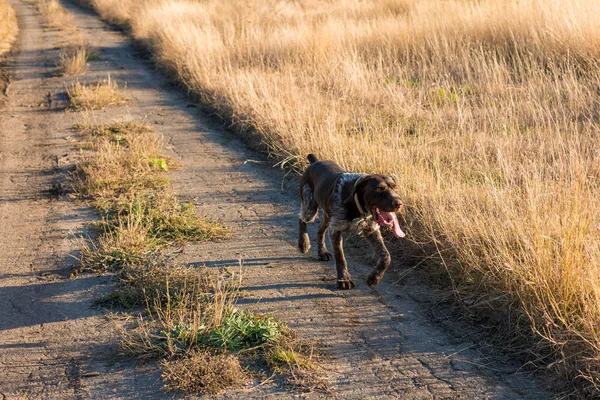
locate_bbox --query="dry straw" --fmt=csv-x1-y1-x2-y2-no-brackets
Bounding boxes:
0,0,17,57
87,0,600,395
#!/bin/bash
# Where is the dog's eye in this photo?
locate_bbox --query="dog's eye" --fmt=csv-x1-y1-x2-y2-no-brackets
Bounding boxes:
376,186,385,192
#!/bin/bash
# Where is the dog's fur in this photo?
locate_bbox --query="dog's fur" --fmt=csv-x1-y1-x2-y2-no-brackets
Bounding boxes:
298,154,403,289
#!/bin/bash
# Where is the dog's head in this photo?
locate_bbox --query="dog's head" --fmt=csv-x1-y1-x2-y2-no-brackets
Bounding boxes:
346,175,405,237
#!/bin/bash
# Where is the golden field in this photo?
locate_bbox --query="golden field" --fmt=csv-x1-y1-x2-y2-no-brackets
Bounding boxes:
86,0,600,393
0,0,17,57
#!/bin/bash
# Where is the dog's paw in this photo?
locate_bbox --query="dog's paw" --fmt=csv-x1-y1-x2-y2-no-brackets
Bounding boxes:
298,234,310,253
367,273,382,288
337,278,355,290
318,251,332,261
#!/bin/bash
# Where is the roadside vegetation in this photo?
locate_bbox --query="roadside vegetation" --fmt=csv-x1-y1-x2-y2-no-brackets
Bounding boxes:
36,0,92,76
68,76,128,109
37,0,76,30
58,45,90,75
0,0,17,57
4,0,325,395
71,117,325,393
80,0,600,395
72,121,228,270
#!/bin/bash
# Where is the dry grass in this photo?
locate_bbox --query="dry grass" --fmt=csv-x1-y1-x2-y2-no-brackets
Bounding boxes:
161,350,247,394
68,75,128,110
0,0,17,57
87,0,600,394
73,122,229,272
113,262,325,394
58,46,89,75
37,0,76,30
73,121,172,199
34,0,92,74
72,121,284,393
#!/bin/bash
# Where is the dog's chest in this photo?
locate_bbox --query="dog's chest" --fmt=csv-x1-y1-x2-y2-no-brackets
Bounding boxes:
328,172,378,234
330,215,379,235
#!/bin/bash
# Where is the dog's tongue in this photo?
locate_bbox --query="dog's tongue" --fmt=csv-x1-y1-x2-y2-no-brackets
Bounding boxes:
380,211,406,238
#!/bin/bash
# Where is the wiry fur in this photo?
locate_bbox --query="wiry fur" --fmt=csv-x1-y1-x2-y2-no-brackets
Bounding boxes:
328,173,379,234
299,184,318,223
297,154,403,289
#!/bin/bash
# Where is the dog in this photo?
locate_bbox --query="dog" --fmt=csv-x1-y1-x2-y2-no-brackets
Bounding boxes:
297,154,405,289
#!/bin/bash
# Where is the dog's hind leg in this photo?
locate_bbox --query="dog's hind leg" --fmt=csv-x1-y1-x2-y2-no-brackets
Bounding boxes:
330,229,355,289
363,229,392,287
317,214,332,261
298,184,318,253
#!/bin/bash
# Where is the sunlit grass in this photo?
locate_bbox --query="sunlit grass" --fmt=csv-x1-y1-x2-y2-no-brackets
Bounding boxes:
58,46,90,76
0,0,17,57
68,75,128,110
86,0,600,394
72,121,321,394
37,0,76,30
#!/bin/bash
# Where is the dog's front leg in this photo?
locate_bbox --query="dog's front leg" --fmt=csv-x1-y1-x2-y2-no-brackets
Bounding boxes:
363,229,392,288
330,230,355,289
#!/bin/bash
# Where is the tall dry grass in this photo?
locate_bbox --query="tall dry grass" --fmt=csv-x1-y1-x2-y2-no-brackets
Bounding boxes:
0,0,17,57
87,0,600,394
37,0,76,30
58,46,89,75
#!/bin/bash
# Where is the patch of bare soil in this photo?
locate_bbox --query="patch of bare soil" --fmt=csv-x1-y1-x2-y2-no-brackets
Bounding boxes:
0,1,165,398
0,0,555,398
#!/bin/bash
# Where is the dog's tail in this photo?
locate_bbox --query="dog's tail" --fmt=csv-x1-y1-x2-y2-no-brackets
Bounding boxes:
307,154,318,164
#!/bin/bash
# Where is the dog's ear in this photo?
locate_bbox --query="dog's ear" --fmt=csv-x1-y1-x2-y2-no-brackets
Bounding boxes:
387,175,397,188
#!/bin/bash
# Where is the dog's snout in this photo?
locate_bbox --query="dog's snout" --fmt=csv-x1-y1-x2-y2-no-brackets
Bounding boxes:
392,198,402,210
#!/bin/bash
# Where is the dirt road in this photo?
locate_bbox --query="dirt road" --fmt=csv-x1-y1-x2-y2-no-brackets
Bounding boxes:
0,0,553,398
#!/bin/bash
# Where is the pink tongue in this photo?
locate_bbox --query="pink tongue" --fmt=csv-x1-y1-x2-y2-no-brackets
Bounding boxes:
380,211,406,238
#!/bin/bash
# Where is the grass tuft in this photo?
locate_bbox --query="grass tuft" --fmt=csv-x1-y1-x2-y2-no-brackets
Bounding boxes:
97,263,213,309
169,309,285,351
73,122,173,199
57,46,89,76
73,122,229,273
79,213,160,271
37,0,75,30
68,75,128,110
113,264,326,394
161,350,247,394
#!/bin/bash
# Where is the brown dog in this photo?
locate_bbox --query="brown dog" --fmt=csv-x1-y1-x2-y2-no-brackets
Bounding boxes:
298,154,405,289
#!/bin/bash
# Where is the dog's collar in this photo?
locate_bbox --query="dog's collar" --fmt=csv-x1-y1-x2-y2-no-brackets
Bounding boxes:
354,193,367,216
353,178,368,216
